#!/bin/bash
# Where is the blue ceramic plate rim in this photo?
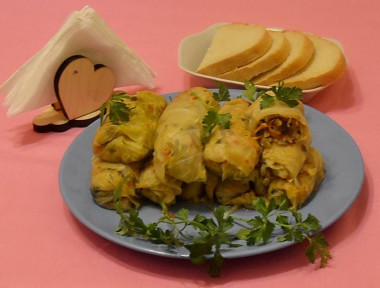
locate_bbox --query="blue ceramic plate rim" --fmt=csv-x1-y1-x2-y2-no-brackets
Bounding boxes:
59,89,364,259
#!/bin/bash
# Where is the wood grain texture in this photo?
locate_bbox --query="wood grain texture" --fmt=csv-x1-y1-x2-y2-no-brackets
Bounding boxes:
54,55,115,120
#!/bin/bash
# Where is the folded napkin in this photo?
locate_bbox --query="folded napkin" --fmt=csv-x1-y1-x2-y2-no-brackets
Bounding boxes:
1,6,156,116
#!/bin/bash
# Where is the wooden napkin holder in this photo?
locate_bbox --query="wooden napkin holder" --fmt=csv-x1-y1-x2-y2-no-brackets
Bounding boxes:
33,55,116,133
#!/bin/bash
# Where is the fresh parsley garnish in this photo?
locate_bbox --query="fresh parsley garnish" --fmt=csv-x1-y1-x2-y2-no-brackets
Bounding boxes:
113,180,331,277
260,81,303,109
99,91,133,125
242,80,258,101
239,81,303,109
202,110,231,144
192,84,232,144
236,197,331,268
213,82,231,102
259,92,276,109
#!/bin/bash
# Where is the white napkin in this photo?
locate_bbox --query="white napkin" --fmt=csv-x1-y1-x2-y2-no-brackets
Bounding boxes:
1,6,156,116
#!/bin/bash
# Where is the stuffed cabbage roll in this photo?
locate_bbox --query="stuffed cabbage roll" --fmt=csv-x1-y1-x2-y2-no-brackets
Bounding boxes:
251,94,310,146
93,91,167,164
136,161,182,206
267,147,325,209
260,139,311,185
90,156,141,210
204,98,260,181
153,87,218,183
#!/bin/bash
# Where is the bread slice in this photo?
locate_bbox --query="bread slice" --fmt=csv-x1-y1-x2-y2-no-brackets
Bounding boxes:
252,30,314,86
281,34,347,89
196,23,272,76
218,30,291,82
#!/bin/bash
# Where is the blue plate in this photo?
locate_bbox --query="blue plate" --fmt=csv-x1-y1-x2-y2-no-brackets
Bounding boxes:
59,89,364,259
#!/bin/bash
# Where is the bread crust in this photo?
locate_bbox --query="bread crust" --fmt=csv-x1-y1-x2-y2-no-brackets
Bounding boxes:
196,24,272,76
251,30,314,86
218,30,291,82
281,34,347,89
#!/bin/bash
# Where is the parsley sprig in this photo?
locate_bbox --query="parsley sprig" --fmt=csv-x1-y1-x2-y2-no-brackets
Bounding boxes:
239,81,303,109
235,197,331,268
212,82,231,102
202,111,231,144
241,80,258,101
257,81,303,109
99,91,134,125
201,83,232,144
113,181,331,277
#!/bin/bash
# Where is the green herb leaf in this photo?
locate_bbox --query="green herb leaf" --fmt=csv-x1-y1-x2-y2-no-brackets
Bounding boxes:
303,214,322,231
251,198,270,217
100,91,133,125
202,110,231,143
185,241,212,265
235,228,251,240
108,100,132,124
270,81,302,107
208,249,224,278
198,83,232,144
244,80,303,109
176,208,189,222
260,92,275,109
306,241,317,263
213,82,231,102
242,81,257,101
306,233,332,267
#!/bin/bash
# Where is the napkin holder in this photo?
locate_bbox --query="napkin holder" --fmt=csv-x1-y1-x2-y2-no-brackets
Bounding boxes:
32,55,115,133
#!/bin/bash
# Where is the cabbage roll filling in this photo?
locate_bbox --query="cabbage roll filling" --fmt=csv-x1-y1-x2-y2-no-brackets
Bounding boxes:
255,116,306,145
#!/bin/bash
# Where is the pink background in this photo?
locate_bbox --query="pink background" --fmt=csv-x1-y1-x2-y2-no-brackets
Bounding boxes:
0,0,378,287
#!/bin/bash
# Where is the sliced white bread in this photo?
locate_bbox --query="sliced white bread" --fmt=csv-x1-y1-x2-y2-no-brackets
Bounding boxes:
252,30,314,86
281,34,347,89
196,23,272,76
218,30,291,82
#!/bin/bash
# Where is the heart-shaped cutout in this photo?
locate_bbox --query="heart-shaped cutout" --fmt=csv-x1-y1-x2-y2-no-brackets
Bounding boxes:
55,55,116,120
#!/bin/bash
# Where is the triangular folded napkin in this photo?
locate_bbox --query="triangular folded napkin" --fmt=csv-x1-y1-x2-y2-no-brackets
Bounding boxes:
1,6,156,116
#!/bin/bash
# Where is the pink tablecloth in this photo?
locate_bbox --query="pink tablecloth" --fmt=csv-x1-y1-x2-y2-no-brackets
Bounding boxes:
0,1,378,287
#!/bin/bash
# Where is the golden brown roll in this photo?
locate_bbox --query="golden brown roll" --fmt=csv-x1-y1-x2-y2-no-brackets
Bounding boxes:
204,98,261,181
260,140,311,184
136,161,182,206
93,91,167,164
267,147,325,209
90,156,141,210
153,87,219,183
